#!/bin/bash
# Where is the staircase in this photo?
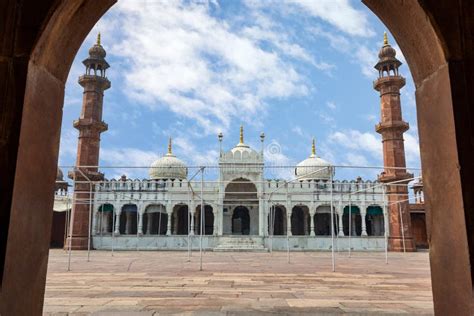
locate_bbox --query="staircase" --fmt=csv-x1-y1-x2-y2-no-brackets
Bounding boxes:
214,236,267,252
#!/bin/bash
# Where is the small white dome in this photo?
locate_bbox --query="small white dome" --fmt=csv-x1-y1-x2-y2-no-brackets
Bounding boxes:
231,143,258,156
149,139,188,180
295,139,333,180
225,126,260,160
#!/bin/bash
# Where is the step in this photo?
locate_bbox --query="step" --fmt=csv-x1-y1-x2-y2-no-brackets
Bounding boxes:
214,236,267,252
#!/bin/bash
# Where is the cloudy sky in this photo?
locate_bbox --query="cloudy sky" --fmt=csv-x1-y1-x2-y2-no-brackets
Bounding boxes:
59,0,421,180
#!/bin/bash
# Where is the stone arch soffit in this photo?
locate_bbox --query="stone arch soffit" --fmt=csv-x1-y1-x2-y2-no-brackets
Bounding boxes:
97,203,114,213
315,205,335,214
224,178,257,190
144,203,167,214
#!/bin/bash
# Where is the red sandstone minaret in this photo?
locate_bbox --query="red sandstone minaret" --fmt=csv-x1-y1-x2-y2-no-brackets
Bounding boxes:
67,34,110,250
374,32,415,251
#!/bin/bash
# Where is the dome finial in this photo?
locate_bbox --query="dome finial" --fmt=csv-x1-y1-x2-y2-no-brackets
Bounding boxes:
168,137,172,155
311,138,316,157
240,125,244,144
383,31,388,46
97,32,101,46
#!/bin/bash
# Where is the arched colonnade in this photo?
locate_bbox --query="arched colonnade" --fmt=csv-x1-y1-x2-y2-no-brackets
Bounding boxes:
93,202,217,236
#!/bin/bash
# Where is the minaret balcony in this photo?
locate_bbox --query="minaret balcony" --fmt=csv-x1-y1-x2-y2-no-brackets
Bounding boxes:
78,74,111,90
378,171,414,185
375,120,409,133
73,118,108,132
68,169,105,182
373,75,405,91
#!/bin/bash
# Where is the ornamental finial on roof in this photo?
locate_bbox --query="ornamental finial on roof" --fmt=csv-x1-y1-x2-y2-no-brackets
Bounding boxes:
240,125,244,144
383,31,388,46
97,32,101,45
168,137,172,155
311,138,316,157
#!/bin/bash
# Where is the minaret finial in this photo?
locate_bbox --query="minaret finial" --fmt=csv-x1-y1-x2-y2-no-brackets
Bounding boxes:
383,31,388,46
168,137,172,155
97,32,101,45
311,138,316,157
240,125,244,144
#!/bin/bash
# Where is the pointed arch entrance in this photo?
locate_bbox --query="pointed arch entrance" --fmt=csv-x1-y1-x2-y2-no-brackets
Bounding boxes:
224,178,258,235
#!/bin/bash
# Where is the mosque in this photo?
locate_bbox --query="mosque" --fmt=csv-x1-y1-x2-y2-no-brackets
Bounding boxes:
88,131,386,251
54,33,427,252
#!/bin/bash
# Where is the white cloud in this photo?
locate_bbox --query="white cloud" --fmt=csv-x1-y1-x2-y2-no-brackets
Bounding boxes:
345,153,369,166
329,128,420,170
94,0,313,135
404,131,421,167
308,25,352,53
284,0,375,37
100,147,158,179
264,140,295,180
326,101,337,110
173,136,219,167
329,129,382,161
363,114,378,123
317,111,336,127
58,129,78,166
354,44,378,78
292,126,304,137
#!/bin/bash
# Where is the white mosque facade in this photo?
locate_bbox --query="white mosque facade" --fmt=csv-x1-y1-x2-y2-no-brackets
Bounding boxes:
88,127,387,251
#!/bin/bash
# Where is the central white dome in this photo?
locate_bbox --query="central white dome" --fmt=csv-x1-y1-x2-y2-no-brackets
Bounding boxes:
224,126,260,160
149,138,188,180
295,139,333,180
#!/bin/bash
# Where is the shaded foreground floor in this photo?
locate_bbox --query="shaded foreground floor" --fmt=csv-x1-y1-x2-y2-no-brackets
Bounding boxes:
45,249,433,315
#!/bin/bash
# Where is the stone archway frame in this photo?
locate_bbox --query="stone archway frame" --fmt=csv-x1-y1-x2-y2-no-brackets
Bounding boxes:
1,1,473,315
268,203,288,236
143,203,168,236
194,203,215,235
290,204,310,236
365,204,385,237
314,204,338,237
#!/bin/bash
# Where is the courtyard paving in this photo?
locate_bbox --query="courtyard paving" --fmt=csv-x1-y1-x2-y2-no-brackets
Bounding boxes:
44,249,433,315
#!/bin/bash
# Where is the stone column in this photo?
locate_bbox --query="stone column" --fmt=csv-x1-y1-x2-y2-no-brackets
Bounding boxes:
338,210,344,236
166,205,172,236
287,206,292,236
303,209,309,235
190,201,195,235
213,208,218,236
361,204,368,236
310,210,315,236
137,211,143,236
114,212,121,235
189,211,195,235
147,213,153,235
92,212,98,235
258,198,264,236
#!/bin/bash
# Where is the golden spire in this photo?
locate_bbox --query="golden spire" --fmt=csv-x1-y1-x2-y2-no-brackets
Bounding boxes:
240,125,244,144
168,137,172,155
383,31,388,46
97,32,101,45
311,138,316,157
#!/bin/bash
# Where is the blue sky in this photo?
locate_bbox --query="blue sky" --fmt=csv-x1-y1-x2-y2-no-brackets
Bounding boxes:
59,0,421,181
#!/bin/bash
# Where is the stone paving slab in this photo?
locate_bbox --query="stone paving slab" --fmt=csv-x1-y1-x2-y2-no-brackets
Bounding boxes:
44,250,433,315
